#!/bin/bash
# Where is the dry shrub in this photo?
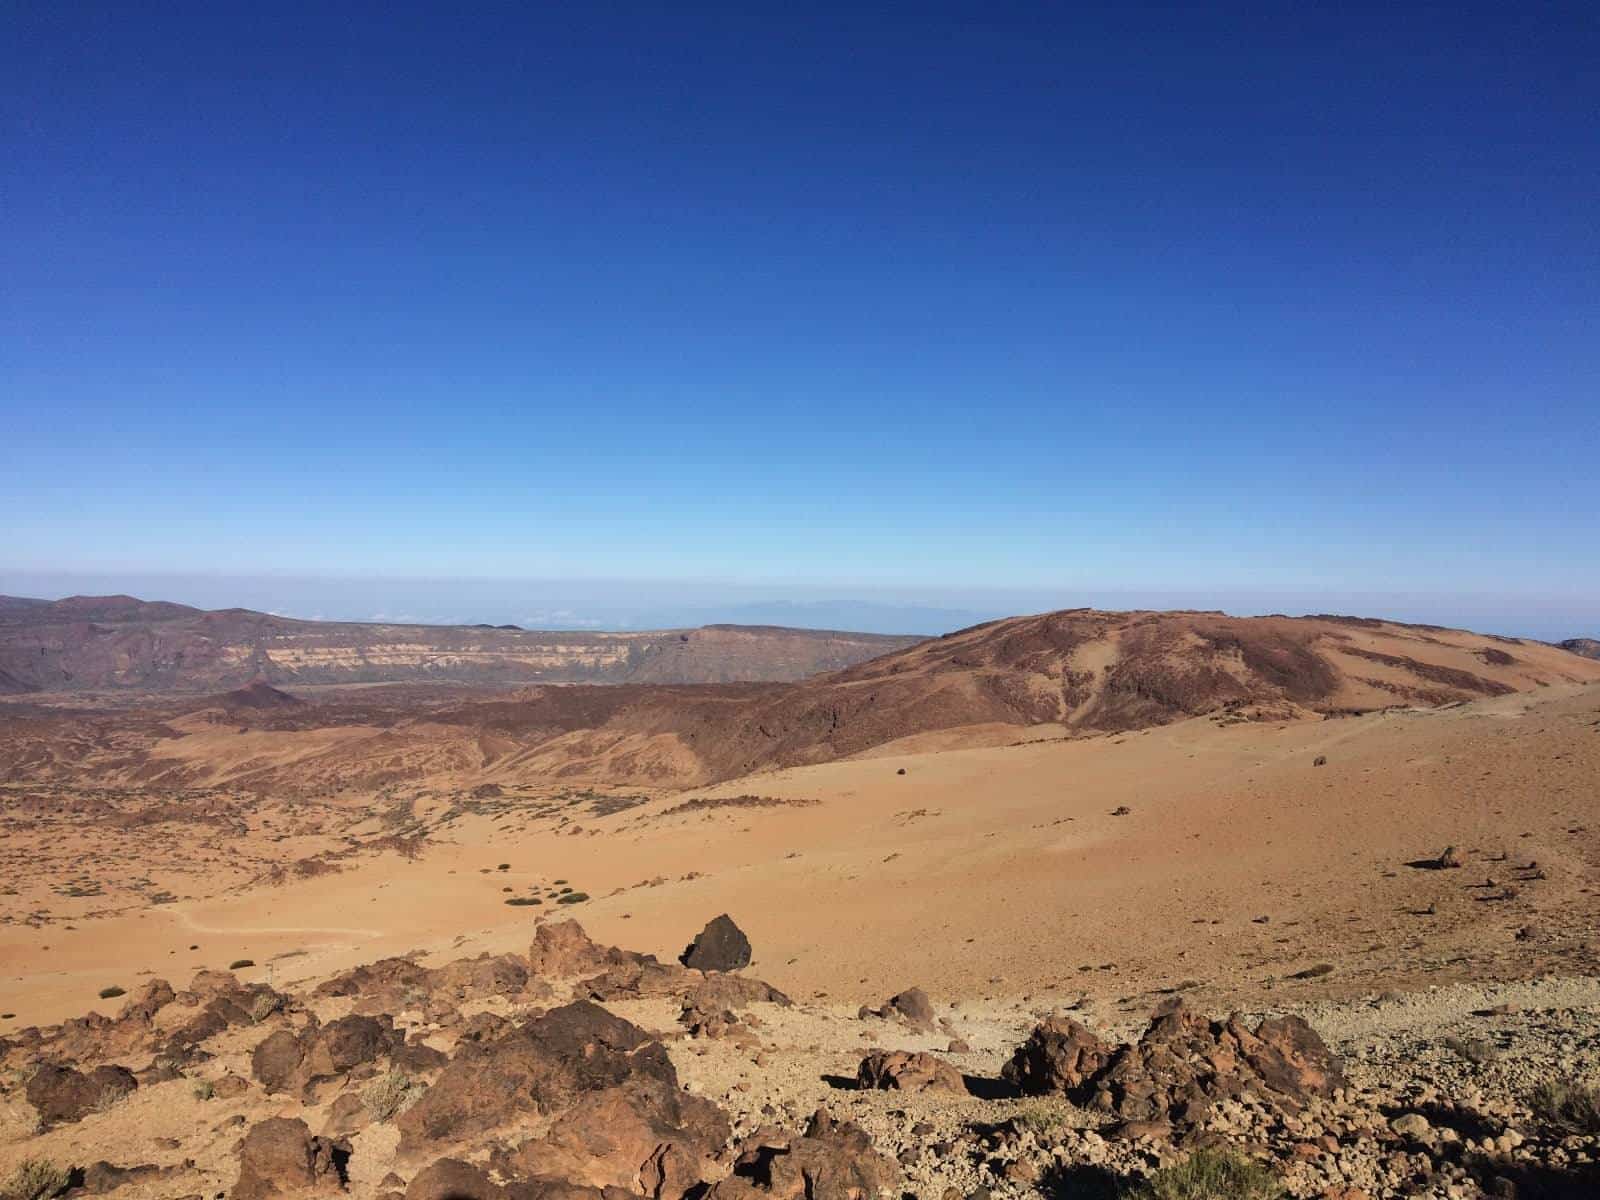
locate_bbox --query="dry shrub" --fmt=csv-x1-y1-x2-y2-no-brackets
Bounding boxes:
1130,1149,1282,1200
362,1070,423,1122
1532,1078,1600,1135
5,1160,69,1200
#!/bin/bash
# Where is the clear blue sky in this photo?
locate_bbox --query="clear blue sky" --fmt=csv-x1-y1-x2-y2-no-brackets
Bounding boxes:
3,3,1596,635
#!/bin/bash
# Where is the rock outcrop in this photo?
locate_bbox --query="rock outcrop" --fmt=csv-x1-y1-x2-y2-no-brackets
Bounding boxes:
706,1109,897,1200
1004,999,1345,1130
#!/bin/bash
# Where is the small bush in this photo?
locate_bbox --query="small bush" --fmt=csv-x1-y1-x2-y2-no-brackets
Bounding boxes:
505,897,541,906
97,986,125,999
1129,1149,1282,1200
192,1079,215,1101
1532,1078,1600,1135
229,959,255,970
248,992,282,1023
556,892,589,905
362,1070,423,1122
5,1159,70,1200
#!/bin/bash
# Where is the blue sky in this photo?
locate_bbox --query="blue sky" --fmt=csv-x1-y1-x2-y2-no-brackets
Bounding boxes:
3,4,1596,636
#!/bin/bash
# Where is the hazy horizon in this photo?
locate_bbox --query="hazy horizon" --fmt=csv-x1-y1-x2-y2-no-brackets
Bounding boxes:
1,569,1591,642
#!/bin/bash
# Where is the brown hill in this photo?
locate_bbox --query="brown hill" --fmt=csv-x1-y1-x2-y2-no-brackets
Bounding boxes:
0,594,918,694
215,681,302,710
4,608,1596,795
1558,636,1600,660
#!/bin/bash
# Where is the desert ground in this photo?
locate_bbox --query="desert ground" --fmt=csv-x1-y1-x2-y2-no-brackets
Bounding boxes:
2,611,1598,1200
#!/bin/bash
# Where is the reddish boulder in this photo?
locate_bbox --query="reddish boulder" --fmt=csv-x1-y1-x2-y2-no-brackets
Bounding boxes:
1003,999,1345,1129
231,1117,347,1200
501,1072,731,1199
528,921,635,978
856,1050,966,1095
26,1062,138,1125
859,988,936,1030
706,1109,896,1200
251,1015,403,1098
398,1001,666,1153
1002,1016,1110,1094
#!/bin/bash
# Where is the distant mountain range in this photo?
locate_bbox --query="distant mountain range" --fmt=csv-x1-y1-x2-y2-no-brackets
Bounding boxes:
1558,637,1600,659
0,594,919,694
7,606,1598,794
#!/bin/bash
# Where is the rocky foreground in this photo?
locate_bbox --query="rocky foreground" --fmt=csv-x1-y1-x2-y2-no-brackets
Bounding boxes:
1,919,1597,1200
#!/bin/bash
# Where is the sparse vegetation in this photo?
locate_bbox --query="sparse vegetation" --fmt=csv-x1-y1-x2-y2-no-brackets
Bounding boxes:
192,1079,215,1101
5,1158,70,1200
362,1069,423,1121
1531,1077,1600,1135
1128,1149,1282,1200
1011,1099,1069,1133
556,892,589,904
97,985,125,999
229,958,255,970
505,896,541,906
248,991,282,1023
664,793,821,816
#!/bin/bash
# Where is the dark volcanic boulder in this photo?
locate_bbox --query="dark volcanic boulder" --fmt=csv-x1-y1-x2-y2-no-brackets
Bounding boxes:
501,1074,731,1199
706,1108,896,1200
251,1015,403,1098
398,1001,660,1152
405,1159,501,1200
252,1029,307,1095
26,1062,138,1125
1002,1015,1110,1094
680,915,751,972
232,1117,347,1200
856,1050,966,1095
860,987,935,1030
79,1161,168,1194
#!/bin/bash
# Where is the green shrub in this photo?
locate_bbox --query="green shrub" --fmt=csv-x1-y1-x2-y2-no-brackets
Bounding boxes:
1128,1149,1282,1200
556,892,589,905
1532,1078,1600,1135
5,1159,70,1200
192,1079,215,1101
505,896,541,906
97,986,125,999
229,959,255,970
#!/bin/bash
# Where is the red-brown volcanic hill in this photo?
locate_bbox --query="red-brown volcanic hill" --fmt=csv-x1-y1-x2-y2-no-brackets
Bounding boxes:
6,609,1596,795
584,607,1600,781
1558,637,1600,660
0,594,918,693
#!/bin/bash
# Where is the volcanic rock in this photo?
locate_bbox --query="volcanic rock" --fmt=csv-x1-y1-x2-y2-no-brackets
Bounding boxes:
861,987,936,1030
398,1001,678,1154
680,915,752,972
529,921,638,978
251,1015,403,1098
1004,999,1344,1129
706,1108,897,1200
26,1062,138,1125
232,1117,348,1200
1001,1016,1111,1094
857,1050,967,1095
